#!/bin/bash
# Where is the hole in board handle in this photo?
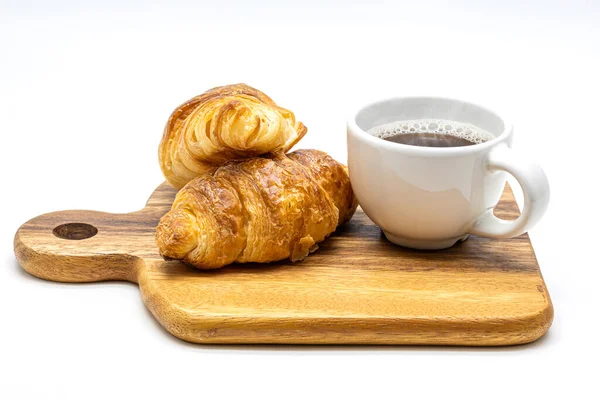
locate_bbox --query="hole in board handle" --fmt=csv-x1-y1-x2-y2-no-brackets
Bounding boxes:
52,223,98,240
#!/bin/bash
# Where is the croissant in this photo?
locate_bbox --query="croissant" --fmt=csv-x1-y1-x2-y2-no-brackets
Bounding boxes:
156,149,358,269
159,83,307,189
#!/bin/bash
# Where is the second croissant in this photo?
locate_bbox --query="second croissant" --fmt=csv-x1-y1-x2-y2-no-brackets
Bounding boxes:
156,149,358,269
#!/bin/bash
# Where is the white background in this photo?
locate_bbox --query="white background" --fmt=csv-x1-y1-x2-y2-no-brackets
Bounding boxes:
1,1,599,398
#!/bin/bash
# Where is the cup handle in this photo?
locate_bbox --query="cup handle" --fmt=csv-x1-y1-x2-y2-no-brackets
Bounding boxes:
470,144,550,238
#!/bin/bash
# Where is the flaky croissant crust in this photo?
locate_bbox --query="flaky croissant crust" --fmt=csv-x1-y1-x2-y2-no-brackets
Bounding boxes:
156,150,358,269
159,83,307,189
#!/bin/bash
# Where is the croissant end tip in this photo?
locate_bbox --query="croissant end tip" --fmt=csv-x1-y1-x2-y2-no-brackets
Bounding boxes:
156,210,199,260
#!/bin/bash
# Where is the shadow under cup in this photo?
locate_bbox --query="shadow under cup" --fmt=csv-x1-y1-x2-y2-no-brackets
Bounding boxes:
347,97,515,250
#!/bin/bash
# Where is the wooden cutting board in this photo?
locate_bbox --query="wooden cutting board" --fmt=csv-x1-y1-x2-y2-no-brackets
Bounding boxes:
14,183,553,346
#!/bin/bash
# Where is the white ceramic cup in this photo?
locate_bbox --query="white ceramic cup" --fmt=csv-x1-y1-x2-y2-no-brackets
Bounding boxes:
347,97,550,250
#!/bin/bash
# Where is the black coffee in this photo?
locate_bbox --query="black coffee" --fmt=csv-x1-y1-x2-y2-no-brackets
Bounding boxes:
368,119,495,148
384,132,476,147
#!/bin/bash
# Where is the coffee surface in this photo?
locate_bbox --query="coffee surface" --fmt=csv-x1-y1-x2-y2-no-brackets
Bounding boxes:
368,119,495,148
384,132,475,147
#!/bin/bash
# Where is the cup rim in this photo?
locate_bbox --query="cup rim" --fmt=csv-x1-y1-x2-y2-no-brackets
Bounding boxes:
347,96,513,156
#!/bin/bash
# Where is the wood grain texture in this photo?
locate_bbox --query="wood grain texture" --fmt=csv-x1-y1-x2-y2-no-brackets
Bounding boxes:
14,183,553,345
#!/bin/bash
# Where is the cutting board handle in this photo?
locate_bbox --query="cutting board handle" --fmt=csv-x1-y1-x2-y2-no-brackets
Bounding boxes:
14,209,158,283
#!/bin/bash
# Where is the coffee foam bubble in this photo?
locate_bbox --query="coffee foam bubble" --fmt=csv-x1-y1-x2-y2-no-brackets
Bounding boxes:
367,119,495,144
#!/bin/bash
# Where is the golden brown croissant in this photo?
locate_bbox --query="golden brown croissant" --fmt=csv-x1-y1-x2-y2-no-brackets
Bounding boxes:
156,149,358,269
159,83,307,189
